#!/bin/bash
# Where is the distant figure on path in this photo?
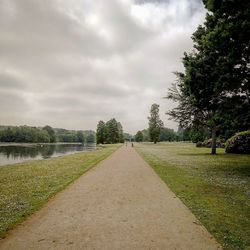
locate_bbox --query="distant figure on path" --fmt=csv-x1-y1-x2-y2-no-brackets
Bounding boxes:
132,142,134,147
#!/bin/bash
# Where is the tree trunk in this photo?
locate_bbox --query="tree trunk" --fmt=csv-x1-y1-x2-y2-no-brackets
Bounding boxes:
211,127,217,155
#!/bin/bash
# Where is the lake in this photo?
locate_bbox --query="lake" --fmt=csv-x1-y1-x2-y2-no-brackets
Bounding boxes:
0,143,97,166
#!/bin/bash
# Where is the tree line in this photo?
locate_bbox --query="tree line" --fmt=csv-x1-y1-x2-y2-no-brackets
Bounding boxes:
166,0,249,154
96,118,124,144
135,103,177,143
135,127,177,142
0,125,95,143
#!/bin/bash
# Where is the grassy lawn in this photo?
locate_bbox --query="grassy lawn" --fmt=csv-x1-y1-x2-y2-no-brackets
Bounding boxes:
0,144,120,238
136,142,250,250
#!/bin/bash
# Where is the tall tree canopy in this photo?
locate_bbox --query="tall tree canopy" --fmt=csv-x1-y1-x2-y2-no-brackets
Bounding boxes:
96,120,106,144
96,119,124,144
43,125,56,143
167,0,250,154
148,104,164,144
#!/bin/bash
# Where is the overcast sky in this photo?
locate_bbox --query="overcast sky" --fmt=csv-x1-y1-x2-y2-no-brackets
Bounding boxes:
0,0,206,134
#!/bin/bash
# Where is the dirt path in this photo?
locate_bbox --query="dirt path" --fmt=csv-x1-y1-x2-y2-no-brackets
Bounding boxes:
0,145,221,250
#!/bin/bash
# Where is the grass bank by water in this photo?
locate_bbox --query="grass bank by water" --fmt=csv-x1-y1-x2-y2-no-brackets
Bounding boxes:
136,142,250,250
0,144,120,238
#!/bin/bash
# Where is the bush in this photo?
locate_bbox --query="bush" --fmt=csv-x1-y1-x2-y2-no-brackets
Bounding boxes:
225,130,250,154
196,141,203,147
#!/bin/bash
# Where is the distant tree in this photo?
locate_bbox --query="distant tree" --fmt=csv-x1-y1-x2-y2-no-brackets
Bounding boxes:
96,119,124,144
148,104,164,144
43,125,56,143
117,122,124,143
0,126,51,143
106,118,120,144
76,131,85,143
86,133,95,143
36,129,50,143
56,129,82,143
135,131,143,142
159,127,177,142
96,120,106,144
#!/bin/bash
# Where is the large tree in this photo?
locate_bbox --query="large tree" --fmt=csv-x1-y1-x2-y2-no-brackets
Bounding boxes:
105,118,120,144
96,120,106,144
42,125,56,143
148,104,164,144
96,119,124,144
166,0,250,154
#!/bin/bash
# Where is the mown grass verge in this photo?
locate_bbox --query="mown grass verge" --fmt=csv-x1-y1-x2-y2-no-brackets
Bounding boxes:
0,144,120,238
136,142,250,250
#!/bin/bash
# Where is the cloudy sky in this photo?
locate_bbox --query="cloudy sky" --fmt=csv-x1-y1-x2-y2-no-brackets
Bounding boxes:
0,0,206,134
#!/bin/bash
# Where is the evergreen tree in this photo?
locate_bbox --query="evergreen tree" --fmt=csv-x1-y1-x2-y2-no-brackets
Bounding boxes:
106,118,120,144
148,104,164,144
96,120,106,144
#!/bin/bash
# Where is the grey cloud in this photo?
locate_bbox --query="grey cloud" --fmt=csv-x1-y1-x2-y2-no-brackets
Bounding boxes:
0,0,206,133
0,92,28,111
0,72,26,90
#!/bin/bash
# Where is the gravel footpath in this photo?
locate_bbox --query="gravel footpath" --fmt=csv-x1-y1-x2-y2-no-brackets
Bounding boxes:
0,145,221,250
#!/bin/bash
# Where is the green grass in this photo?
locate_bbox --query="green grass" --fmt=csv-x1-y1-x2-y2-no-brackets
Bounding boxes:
0,144,120,238
136,142,250,250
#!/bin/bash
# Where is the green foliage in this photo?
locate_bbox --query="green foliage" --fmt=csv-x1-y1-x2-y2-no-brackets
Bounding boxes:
0,126,93,144
105,118,120,144
166,0,250,154
137,127,177,142
226,130,250,154
177,126,209,143
96,119,124,144
96,120,106,144
76,131,85,143
0,126,50,143
148,104,164,144
42,125,56,143
159,127,177,142
117,122,124,143
86,133,95,143
55,128,93,143
135,131,143,142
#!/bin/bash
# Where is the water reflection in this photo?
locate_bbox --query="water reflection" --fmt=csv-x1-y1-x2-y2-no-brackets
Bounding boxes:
0,143,96,166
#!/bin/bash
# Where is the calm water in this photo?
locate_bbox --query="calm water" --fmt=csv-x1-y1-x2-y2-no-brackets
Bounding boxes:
0,143,96,166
